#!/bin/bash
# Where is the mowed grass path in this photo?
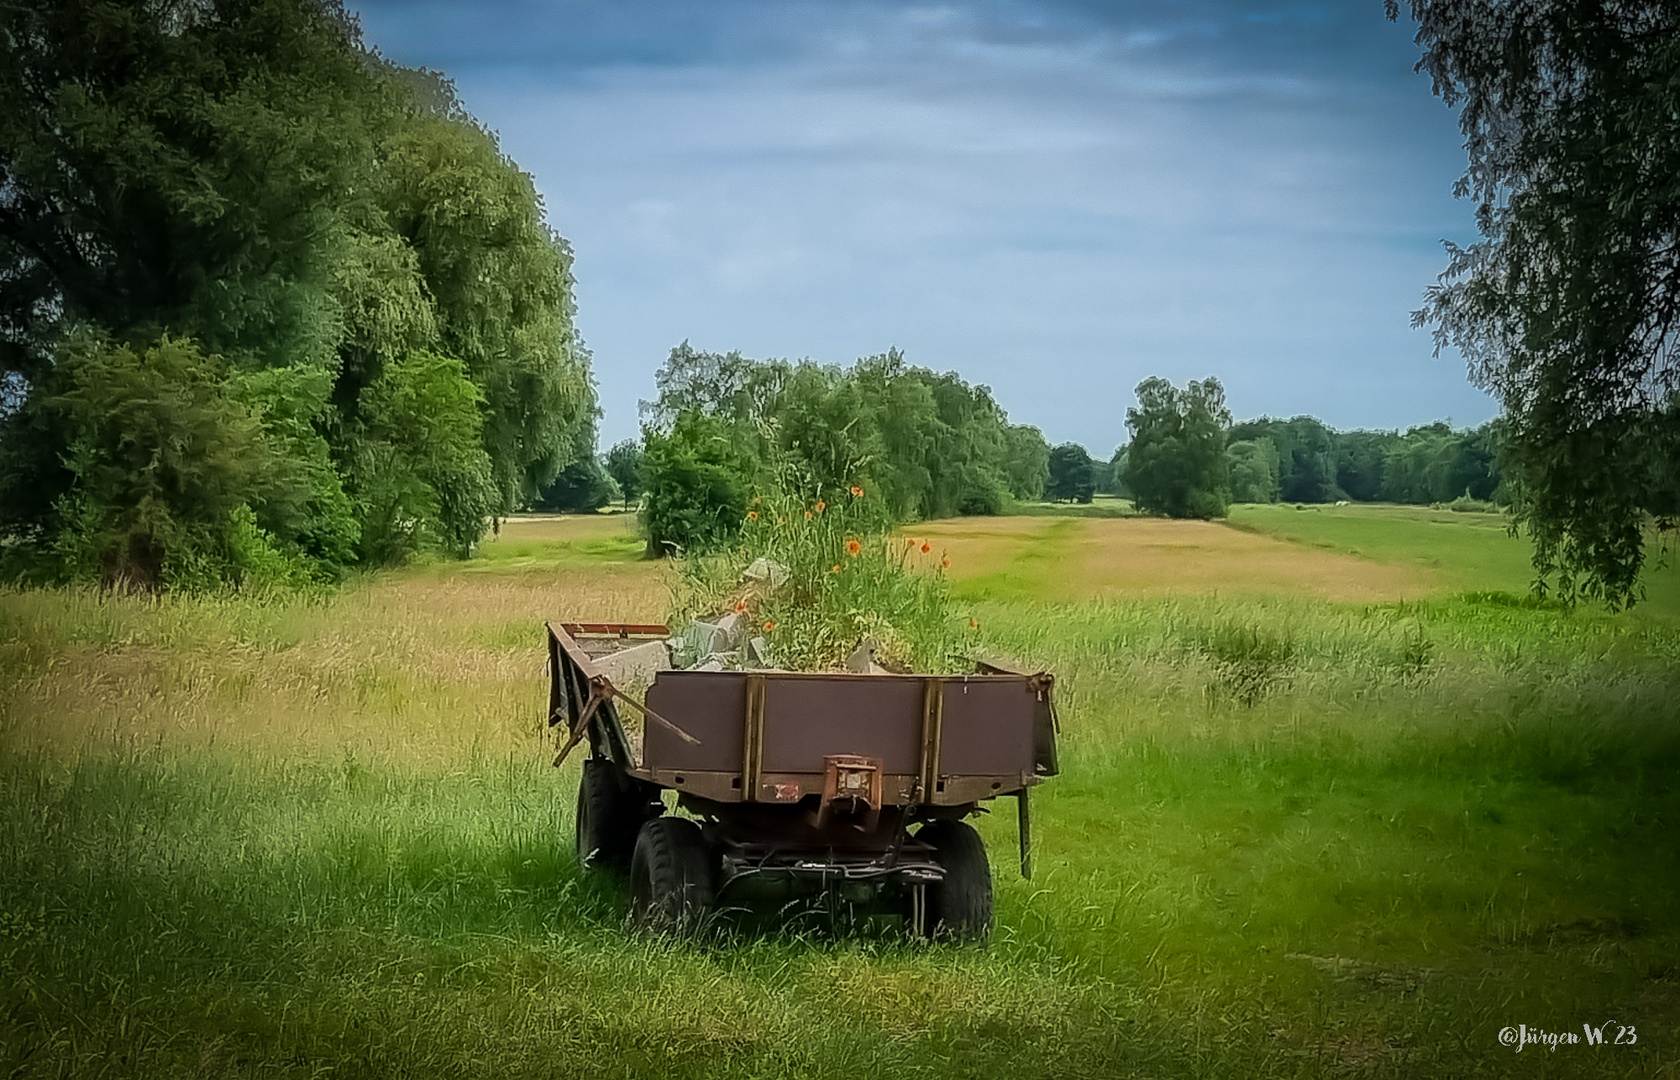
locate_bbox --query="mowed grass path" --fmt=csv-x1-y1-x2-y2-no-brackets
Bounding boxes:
2,509,1677,1078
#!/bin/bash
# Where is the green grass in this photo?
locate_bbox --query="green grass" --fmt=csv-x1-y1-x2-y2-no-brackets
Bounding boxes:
1005,495,1142,518
2,513,1678,1077
1226,503,1534,593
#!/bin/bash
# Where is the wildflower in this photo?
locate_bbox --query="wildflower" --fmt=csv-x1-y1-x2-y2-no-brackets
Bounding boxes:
920,542,932,554
845,538,862,556
830,564,842,573
850,485,864,498
804,511,813,520
814,500,826,513
734,600,748,613
763,620,777,632
778,516,787,524
968,618,979,630
941,556,950,568
746,510,759,521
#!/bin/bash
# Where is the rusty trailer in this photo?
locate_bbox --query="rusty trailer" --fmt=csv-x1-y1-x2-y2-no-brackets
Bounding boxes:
546,621,1058,938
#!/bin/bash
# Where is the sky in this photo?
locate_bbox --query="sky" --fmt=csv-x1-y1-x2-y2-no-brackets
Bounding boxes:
348,0,1495,453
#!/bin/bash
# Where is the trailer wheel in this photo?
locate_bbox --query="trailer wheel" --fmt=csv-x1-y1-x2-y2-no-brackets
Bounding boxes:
576,758,657,872
920,820,993,941
630,817,714,933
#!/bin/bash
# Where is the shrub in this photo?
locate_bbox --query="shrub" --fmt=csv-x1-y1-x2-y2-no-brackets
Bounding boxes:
669,485,966,672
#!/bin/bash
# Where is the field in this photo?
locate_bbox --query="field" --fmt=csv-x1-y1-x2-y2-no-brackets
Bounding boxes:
2,506,1677,1078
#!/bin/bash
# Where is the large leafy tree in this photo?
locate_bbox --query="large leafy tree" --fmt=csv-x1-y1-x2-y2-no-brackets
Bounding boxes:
1391,0,1680,606
0,0,593,583
604,439,644,510
1046,443,1095,503
1126,376,1231,519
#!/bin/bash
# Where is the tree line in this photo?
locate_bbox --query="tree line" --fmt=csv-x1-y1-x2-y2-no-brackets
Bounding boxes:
0,0,594,589
1036,377,1512,518
614,344,1052,555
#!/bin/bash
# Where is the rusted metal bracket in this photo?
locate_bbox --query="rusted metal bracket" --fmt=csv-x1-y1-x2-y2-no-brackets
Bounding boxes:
915,677,945,802
553,674,700,768
816,754,883,829
741,674,766,800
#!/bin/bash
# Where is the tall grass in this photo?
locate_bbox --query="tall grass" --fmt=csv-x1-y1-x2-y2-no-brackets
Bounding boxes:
2,519,1677,1077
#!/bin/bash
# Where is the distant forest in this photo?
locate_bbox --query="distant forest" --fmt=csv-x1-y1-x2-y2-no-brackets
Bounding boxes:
538,348,1513,557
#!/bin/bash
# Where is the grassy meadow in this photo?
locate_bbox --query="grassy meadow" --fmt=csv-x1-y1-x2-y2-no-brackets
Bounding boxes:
2,506,1677,1078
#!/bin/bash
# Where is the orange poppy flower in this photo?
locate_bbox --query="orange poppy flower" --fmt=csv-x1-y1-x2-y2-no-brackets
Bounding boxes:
734,599,748,613
814,500,826,512
941,556,950,568
746,510,758,521
763,620,776,632
845,538,862,556
804,511,813,520
850,485,864,498
830,564,842,573
968,618,979,630
920,542,932,554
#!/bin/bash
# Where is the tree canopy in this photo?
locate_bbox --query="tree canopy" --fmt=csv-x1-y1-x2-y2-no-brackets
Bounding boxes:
1046,443,1096,503
0,0,593,586
1391,0,1680,606
1125,376,1231,519
636,344,1048,555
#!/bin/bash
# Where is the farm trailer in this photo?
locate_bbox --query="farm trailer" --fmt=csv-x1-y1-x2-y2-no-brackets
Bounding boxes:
546,621,1060,938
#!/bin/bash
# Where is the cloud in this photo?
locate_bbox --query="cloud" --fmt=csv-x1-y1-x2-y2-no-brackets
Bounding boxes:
350,0,1493,449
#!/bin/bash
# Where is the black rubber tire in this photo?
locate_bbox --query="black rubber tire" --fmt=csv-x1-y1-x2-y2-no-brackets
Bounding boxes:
920,820,994,941
575,758,657,872
629,817,715,934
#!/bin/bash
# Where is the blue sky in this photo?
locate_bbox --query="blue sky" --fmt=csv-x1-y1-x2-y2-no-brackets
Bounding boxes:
349,0,1494,453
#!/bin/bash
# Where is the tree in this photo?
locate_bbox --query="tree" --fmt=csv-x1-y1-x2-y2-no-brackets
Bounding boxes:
1226,438,1281,504
1391,0,1680,606
1109,446,1130,497
639,344,1029,524
1002,424,1051,502
1046,443,1096,503
38,335,284,589
1335,431,1395,502
638,412,749,557
0,0,594,584
605,440,644,509
1126,377,1231,519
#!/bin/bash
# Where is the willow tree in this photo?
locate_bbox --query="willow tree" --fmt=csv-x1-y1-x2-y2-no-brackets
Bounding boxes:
1392,0,1680,606
0,0,593,584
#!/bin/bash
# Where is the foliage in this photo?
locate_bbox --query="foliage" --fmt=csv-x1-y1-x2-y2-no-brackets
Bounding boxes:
1108,446,1130,496
604,440,644,509
1391,0,1680,607
26,334,312,590
638,412,750,557
350,351,496,562
530,417,617,514
1225,437,1280,504
639,345,1033,533
1045,443,1096,503
1229,416,1339,503
1001,424,1051,503
1125,376,1231,519
0,0,593,587
670,486,965,672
